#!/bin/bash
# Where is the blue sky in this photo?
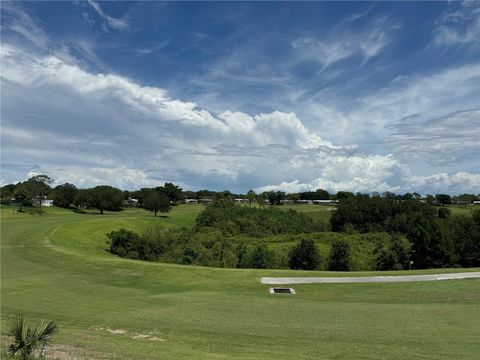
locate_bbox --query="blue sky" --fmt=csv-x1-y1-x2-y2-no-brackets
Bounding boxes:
1,1,479,194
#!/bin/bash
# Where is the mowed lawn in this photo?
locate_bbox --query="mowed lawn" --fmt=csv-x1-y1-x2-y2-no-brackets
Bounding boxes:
1,205,480,359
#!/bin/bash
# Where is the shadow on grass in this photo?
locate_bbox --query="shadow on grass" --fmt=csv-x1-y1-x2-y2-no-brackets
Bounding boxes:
73,208,123,216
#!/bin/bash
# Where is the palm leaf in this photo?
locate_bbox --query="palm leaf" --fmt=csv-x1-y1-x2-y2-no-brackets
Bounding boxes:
2,316,59,358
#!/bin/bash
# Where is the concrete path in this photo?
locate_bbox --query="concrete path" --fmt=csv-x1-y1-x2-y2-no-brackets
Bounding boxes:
261,272,480,284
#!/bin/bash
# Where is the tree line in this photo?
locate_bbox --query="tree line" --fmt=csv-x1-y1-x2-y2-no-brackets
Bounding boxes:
1,175,478,212
330,193,480,268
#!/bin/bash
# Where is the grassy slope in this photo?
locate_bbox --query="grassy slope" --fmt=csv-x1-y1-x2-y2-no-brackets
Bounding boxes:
1,205,480,359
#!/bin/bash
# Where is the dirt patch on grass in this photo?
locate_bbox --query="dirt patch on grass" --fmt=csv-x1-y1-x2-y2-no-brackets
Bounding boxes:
132,332,167,342
90,326,167,342
91,326,127,335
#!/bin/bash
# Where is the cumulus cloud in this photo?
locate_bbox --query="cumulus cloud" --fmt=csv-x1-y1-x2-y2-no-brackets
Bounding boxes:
0,45,351,190
1,40,478,193
258,171,480,195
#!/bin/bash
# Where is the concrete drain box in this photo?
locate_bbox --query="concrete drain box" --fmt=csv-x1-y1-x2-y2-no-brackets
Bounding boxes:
269,287,296,294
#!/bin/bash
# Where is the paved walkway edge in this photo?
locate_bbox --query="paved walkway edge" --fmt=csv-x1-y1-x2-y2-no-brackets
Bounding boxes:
261,272,480,284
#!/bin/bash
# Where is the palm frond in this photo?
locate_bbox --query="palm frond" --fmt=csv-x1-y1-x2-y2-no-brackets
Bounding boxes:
38,320,58,342
3,316,59,359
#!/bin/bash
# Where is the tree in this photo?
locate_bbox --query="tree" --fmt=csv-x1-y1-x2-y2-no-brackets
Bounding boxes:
288,239,321,270
373,234,411,270
51,183,77,208
74,189,90,209
3,315,58,360
158,183,184,204
329,240,351,271
436,194,452,206
247,190,256,208
250,244,274,269
264,191,285,205
0,184,17,204
13,186,29,211
315,189,330,200
425,194,435,205
88,185,123,214
448,215,480,267
131,188,153,206
438,207,451,219
143,191,171,216
257,194,266,207
19,175,52,209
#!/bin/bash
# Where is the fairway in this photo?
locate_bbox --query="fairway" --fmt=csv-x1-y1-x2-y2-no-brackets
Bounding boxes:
2,205,480,359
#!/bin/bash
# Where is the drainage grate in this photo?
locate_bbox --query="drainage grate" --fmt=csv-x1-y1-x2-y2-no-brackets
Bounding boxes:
269,287,296,294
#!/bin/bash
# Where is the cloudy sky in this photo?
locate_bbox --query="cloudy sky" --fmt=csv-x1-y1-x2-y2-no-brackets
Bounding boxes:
1,1,479,194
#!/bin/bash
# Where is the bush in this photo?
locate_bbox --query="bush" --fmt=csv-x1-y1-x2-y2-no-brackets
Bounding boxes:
438,207,451,219
250,244,275,269
288,238,321,270
372,233,411,270
329,240,351,271
108,229,142,258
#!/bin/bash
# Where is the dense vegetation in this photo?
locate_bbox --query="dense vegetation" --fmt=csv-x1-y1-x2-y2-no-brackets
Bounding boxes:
108,201,415,271
330,194,480,268
1,174,479,271
3,206,480,359
194,201,325,236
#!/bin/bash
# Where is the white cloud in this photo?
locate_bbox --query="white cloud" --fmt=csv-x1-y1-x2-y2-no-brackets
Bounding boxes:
0,2,48,49
432,1,480,46
291,17,398,70
1,43,478,193
258,171,480,195
87,0,129,30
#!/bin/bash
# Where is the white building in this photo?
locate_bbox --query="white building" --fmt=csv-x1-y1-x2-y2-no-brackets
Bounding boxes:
41,199,54,207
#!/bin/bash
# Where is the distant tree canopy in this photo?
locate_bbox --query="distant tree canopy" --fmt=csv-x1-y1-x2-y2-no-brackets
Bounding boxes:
88,185,124,214
194,201,325,237
299,189,330,200
247,190,256,207
330,194,480,268
52,183,77,208
3,174,53,209
263,191,286,205
436,194,452,206
157,183,184,203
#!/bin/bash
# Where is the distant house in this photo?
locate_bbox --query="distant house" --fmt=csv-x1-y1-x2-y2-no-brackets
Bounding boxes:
234,198,248,203
125,198,139,207
473,201,480,205
312,199,338,205
185,198,198,204
198,198,213,204
41,199,54,207
296,200,313,205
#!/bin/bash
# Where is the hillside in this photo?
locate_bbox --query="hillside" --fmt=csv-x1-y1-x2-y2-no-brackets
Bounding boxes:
1,205,480,359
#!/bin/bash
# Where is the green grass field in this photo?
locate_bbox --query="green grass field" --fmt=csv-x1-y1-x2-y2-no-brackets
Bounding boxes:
2,205,480,359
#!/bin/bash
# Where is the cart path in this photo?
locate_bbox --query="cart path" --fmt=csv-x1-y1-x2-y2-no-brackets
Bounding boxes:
261,272,480,284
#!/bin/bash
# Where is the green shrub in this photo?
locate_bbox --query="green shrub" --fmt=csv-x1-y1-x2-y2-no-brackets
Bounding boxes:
250,244,275,269
288,239,321,270
329,240,351,271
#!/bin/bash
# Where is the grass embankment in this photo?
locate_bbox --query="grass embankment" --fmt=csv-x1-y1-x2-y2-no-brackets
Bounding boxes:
1,205,480,359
